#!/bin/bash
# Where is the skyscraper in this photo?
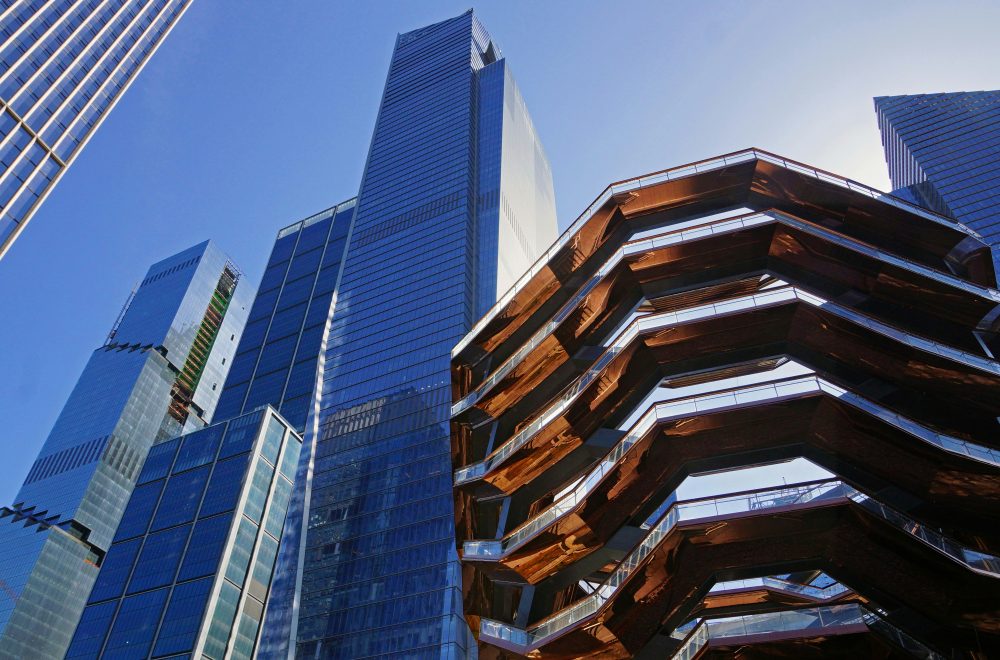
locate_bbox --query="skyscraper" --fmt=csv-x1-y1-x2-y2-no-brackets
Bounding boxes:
0,0,194,258
875,90,1000,248
213,200,356,434
261,10,558,658
66,406,301,659
451,149,1000,657
0,240,249,658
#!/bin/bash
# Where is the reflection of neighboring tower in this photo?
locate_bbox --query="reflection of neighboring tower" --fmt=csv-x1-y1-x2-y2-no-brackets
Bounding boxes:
0,1,195,258
875,91,1000,255
261,10,558,658
0,240,249,658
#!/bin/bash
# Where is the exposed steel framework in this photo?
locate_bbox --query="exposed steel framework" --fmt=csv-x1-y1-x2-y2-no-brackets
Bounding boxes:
450,150,1000,658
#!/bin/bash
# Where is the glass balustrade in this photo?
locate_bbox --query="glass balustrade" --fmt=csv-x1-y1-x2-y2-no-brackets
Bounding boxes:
478,478,1000,650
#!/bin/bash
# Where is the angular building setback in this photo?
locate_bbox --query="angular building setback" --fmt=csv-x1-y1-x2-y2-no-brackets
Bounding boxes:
260,10,558,658
0,240,249,658
65,407,301,659
450,149,1000,658
875,90,1000,247
0,0,194,257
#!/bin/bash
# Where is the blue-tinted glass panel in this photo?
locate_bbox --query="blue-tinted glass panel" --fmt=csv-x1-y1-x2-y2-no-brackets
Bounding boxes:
114,480,164,542
137,440,179,485
244,458,275,523
261,417,285,465
257,261,290,294
219,412,263,459
296,216,333,253
213,382,249,421
65,601,118,659
225,517,259,587
278,394,310,432
243,368,290,411
151,577,214,657
256,335,298,376
311,264,340,297
264,477,293,538
178,513,233,581
236,319,268,352
291,326,324,365
322,238,347,267
174,424,226,473
103,589,169,658
303,293,334,328
127,524,191,594
199,454,251,517
264,302,307,341
203,581,240,659
268,233,298,264
286,248,322,281
89,538,142,603
151,466,209,531
247,287,280,323
275,275,315,312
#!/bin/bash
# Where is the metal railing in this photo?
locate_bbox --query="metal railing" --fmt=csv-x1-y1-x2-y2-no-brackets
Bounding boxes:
454,207,1000,416
671,603,943,660
478,479,1000,651
454,148,985,359
455,283,1000,486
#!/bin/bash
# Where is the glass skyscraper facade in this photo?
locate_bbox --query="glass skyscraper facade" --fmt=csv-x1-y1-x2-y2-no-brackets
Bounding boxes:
875,90,1000,248
0,0,193,257
213,200,356,434
0,240,250,658
261,10,558,658
66,407,301,659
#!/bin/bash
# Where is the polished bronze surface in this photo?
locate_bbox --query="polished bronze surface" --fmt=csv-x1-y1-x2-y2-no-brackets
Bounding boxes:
453,152,1000,659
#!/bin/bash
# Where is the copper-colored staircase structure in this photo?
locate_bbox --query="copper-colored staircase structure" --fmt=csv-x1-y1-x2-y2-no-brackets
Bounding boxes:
450,150,1000,659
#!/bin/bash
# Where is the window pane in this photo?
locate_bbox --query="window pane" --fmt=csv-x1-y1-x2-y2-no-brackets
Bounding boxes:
103,588,168,658
152,577,214,656
151,465,210,531
225,517,259,587
89,538,141,603
244,458,275,523
178,513,233,581
65,601,117,659
127,525,191,594
114,480,164,542
261,417,285,465
137,439,178,484
203,581,240,658
219,412,263,459
199,455,250,518
173,423,226,473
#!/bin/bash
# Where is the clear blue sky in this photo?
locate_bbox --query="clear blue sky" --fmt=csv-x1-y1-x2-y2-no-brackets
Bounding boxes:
1,1,998,506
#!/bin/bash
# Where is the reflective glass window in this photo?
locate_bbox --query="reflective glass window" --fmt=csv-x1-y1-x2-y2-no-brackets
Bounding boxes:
178,513,233,581
257,261,290,294
225,517,259,587
264,477,292,539
264,302,307,340
199,455,250,517
114,480,164,542
65,601,117,659
261,417,285,465
243,458,275,523
127,524,191,594
173,424,226,473
279,440,300,480
89,538,142,603
255,335,297,376
268,233,298,264
102,588,168,658
249,533,279,601
243,368,289,411
203,581,240,659
296,216,332,253
279,394,310,432
276,275,315,312
219,413,262,459
151,465,210,531
137,439,178,484
151,577,214,656
286,248,322,282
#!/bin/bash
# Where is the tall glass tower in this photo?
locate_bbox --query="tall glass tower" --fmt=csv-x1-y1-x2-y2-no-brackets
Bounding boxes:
261,10,558,658
875,90,1000,247
0,240,249,658
0,0,194,258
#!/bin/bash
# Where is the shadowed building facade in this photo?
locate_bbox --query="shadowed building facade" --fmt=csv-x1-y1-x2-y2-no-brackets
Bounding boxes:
451,150,1000,658
0,240,249,658
0,0,194,257
260,10,558,659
